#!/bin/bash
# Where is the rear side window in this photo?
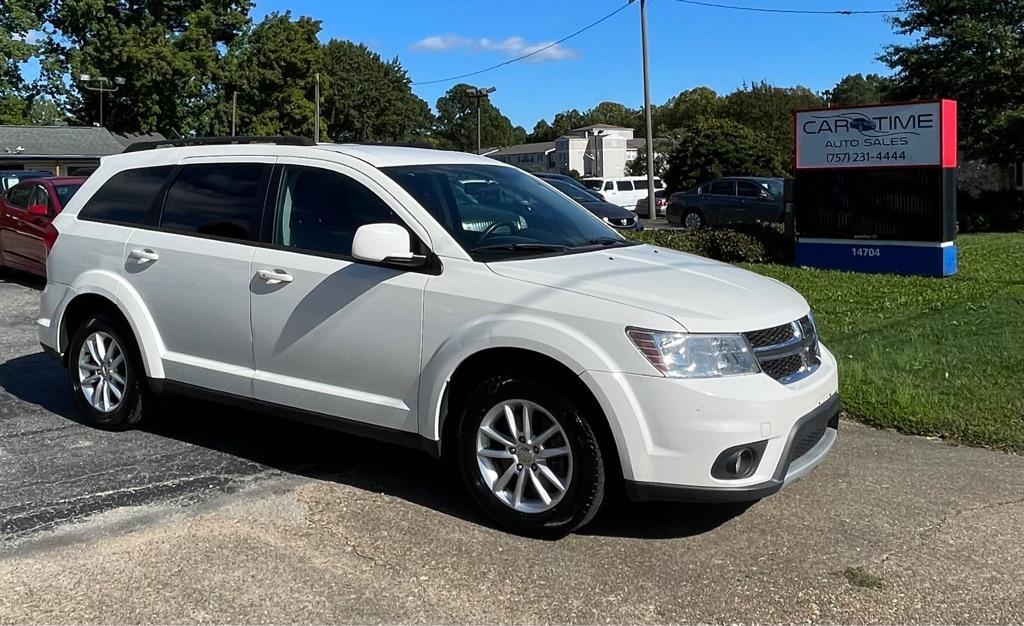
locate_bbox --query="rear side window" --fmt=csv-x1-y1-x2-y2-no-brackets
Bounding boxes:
709,180,735,195
275,165,398,257
654,179,664,189
617,181,633,191
79,166,174,225
160,163,268,241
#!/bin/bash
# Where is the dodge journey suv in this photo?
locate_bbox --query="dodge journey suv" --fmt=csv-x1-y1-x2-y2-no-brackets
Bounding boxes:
38,137,839,537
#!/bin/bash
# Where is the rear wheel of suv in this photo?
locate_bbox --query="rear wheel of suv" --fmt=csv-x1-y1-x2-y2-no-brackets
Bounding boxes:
455,373,606,538
67,314,149,430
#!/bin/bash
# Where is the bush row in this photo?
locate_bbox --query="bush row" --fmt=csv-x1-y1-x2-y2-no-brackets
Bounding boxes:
957,190,1024,233
628,223,793,264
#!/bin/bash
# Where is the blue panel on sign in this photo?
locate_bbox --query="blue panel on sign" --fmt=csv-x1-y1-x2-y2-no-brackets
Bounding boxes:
794,240,957,277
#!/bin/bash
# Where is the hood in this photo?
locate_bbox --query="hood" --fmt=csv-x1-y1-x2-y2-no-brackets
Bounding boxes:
580,200,635,219
487,244,809,333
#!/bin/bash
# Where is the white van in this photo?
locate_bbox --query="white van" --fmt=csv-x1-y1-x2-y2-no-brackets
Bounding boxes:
581,176,664,210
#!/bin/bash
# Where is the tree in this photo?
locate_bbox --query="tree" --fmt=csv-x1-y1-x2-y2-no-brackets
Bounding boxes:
47,0,251,134
653,87,721,134
320,40,432,142
221,12,323,137
663,118,787,193
584,101,641,130
434,83,519,151
1,0,45,93
721,81,823,168
550,109,587,137
528,119,556,142
882,0,1024,163
830,73,892,107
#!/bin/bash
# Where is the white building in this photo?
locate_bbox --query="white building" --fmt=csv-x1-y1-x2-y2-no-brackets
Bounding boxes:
488,124,651,178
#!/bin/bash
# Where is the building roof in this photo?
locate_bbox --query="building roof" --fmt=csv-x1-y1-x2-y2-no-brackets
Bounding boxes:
0,125,129,158
487,141,556,157
113,132,166,148
570,123,634,132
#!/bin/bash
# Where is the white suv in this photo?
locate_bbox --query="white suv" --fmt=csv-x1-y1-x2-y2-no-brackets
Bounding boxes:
38,138,839,537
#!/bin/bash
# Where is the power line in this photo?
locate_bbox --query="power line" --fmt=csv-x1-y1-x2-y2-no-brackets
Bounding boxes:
411,2,633,86
672,0,903,15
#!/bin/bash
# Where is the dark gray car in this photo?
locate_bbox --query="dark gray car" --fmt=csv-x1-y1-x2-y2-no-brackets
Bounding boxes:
666,177,784,228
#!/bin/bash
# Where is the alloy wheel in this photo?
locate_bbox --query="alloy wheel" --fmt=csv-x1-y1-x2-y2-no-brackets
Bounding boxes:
475,399,573,514
684,212,703,229
77,331,127,413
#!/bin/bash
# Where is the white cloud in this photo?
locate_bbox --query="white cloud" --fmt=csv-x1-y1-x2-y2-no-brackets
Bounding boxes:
411,34,577,63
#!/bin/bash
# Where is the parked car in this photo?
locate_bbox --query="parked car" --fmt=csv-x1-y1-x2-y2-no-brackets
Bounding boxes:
39,138,838,538
0,176,86,277
634,189,668,217
533,172,606,201
1,170,52,193
544,178,642,231
581,176,663,210
666,177,785,229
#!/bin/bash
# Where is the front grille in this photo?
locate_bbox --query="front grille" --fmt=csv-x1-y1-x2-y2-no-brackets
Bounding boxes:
745,323,796,349
744,316,820,383
607,217,636,228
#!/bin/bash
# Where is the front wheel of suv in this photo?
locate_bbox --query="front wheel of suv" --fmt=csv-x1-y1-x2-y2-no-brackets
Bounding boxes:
67,314,149,430
455,373,606,538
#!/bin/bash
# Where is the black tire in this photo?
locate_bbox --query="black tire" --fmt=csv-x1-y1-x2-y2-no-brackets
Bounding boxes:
455,373,606,539
67,313,149,430
681,208,705,229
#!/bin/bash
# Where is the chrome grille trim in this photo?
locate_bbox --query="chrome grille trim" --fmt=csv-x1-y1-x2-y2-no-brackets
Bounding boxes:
744,316,821,383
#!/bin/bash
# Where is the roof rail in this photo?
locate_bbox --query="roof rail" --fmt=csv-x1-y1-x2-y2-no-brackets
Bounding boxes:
122,135,316,153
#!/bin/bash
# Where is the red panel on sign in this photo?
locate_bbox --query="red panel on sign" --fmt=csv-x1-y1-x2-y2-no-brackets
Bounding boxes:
941,100,958,168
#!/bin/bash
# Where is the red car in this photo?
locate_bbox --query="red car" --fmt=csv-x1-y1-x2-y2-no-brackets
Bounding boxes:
0,176,87,277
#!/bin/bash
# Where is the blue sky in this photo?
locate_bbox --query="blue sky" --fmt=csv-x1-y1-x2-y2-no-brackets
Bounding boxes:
256,0,909,130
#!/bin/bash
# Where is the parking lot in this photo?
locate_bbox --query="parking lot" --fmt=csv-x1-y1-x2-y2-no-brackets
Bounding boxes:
1,274,1023,624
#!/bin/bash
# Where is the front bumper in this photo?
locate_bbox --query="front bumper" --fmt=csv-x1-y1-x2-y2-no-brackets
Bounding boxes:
625,394,839,502
581,345,840,500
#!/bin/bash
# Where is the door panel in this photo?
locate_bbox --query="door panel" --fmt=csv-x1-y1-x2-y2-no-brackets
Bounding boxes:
1,185,46,273
124,230,257,395
250,159,427,432
250,249,426,430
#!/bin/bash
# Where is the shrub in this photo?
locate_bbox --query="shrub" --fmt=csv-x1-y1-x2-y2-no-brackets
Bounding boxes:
957,190,1024,233
629,223,792,264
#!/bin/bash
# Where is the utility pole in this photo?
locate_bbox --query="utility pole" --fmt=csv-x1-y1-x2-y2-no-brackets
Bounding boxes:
79,74,125,128
465,86,496,153
314,72,321,141
231,92,237,137
639,0,657,220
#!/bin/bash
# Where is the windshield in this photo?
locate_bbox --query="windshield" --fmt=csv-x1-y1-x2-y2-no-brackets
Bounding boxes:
764,179,784,198
384,164,633,260
580,179,603,190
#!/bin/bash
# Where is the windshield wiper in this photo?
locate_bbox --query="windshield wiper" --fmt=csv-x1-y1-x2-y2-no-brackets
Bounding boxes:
573,237,631,248
470,243,568,254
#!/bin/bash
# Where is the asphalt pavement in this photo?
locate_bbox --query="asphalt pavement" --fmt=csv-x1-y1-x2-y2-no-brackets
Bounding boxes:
1,273,1022,624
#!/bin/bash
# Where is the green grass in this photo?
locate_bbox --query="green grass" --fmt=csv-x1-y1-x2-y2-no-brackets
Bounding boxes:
738,233,1024,452
841,566,887,590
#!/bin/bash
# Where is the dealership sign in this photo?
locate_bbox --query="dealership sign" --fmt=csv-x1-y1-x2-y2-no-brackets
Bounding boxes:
795,101,957,170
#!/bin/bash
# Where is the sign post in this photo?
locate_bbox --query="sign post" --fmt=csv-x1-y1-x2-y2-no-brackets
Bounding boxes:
792,100,958,277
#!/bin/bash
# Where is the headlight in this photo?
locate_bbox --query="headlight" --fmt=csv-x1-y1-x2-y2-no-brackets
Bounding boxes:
626,328,760,378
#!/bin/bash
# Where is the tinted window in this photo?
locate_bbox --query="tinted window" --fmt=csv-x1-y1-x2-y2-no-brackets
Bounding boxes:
736,181,764,198
616,181,633,191
54,184,82,209
603,181,614,191
548,179,595,203
654,179,664,189
161,163,267,241
276,166,398,257
80,166,174,224
709,180,735,195
581,179,602,190
7,186,32,209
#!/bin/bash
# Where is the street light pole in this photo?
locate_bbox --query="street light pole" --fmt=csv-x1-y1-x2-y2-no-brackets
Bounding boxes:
314,72,321,141
79,74,125,128
639,0,657,220
465,86,496,153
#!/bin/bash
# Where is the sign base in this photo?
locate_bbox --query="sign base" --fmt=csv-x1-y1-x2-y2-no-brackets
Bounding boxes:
794,238,957,277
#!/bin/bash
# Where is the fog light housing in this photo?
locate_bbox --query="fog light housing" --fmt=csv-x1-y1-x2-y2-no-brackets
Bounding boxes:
711,440,768,480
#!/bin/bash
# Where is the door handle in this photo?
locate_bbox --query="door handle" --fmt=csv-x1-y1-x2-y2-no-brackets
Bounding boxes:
256,268,293,284
129,248,160,263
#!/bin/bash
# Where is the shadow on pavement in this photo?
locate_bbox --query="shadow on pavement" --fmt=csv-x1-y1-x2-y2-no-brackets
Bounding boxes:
0,271,46,290
0,352,747,540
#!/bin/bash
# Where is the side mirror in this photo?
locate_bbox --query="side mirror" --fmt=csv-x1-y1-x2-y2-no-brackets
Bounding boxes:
27,204,49,217
352,223,426,268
